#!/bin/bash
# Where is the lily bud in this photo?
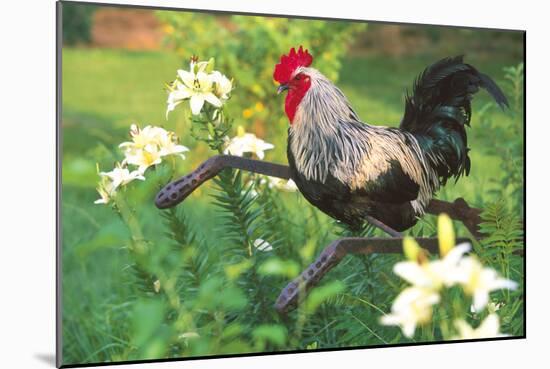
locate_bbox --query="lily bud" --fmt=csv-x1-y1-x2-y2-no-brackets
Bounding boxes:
207,122,216,137
206,57,215,73
437,213,455,257
403,237,427,264
237,125,246,137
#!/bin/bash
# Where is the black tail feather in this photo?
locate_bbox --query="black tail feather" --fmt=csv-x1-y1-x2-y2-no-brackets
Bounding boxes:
400,56,508,184
479,72,509,108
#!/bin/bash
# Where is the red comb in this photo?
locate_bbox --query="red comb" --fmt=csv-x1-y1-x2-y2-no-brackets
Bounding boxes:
273,46,313,84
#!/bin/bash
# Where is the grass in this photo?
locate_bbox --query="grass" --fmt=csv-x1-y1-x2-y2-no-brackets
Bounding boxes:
60,47,523,365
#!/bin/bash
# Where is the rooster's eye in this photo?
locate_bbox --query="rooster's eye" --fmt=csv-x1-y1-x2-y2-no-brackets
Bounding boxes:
295,75,301,81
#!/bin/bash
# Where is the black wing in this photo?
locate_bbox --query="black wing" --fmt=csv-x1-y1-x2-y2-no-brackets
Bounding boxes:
355,158,420,204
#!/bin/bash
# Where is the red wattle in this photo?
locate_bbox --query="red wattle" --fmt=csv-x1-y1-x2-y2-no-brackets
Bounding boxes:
285,79,311,124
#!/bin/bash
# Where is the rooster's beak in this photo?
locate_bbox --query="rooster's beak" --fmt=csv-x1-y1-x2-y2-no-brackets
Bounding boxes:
277,84,289,95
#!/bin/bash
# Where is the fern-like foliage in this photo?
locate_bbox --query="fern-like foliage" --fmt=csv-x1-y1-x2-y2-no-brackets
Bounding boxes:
211,169,265,258
477,199,524,336
208,170,282,330
161,207,214,293
254,184,292,254
478,200,524,272
162,207,196,250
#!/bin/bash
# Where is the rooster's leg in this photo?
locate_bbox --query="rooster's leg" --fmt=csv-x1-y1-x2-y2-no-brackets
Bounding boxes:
155,155,290,209
275,236,471,314
364,215,402,237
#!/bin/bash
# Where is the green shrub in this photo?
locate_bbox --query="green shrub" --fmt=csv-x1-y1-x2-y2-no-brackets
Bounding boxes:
155,11,367,161
62,3,97,46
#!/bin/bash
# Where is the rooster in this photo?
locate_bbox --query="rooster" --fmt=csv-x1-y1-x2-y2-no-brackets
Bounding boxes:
274,46,508,232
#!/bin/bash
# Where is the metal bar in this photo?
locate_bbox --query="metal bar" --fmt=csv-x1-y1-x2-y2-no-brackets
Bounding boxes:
426,198,482,237
155,155,290,209
274,237,472,314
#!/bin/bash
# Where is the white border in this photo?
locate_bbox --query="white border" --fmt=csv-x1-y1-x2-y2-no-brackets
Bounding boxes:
1,0,547,368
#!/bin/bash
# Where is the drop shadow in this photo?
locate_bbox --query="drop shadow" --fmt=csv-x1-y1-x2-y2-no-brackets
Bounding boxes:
34,353,56,367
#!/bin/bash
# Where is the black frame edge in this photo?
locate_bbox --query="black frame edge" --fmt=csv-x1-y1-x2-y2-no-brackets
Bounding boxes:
58,0,526,33
56,1,64,367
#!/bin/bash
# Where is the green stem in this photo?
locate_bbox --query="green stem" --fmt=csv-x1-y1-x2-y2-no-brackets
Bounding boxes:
438,307,451,340
114,193,147,256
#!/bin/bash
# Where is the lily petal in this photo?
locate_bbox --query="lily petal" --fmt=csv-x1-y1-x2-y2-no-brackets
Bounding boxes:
393,262,433,287
444,243,471,265
177,69,195,87
189,95,206,115
171,88,192,101
204,92,222,108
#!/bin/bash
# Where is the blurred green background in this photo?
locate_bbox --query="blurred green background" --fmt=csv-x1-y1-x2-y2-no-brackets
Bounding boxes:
61,2,524,366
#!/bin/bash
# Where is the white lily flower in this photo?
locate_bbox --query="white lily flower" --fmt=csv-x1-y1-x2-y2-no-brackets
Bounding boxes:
94,177,115,205
380,286,440,338
157,131,189,159
141,125,169,142
95,124,188,203
120,124,169,151
94,163,145,205
94,189,111,205
124,144,163,174
166,82,188,118
452,314,507,339
253,238,273,252
119,124,187,172
211,71,233,100
94,188,110,205
167,68,221,117
224,132,274,159
166,58,234,117
455,256,518,312
99,165,145,190
393,243,471,290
